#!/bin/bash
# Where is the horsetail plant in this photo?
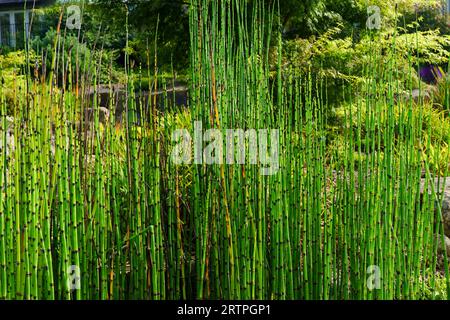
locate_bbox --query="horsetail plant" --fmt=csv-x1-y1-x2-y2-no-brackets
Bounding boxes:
0,0,448,300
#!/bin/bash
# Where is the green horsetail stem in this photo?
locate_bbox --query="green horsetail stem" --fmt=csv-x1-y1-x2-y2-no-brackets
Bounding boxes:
0,0,447,300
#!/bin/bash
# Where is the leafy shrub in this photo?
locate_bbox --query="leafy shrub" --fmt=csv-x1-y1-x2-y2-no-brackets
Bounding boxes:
0,51,32,113
280,24,450,104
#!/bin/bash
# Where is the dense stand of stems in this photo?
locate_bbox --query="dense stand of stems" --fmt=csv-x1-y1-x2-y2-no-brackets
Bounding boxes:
0,0,448,299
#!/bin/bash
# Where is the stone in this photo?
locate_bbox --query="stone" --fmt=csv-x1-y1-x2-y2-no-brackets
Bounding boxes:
84,107,110,124
436,234,450,272
435,234,450,257
0,116,15,157
421,177,450,237
409,89,432,103
394,87,439,105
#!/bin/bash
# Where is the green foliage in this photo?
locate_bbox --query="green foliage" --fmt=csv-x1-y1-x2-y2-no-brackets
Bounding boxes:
0,51,32,112
432,74,450,110
281,22,450,104
0,0,449,300
328,102,450,174
30,28,125,83
418,272,449,300
91,0,190,70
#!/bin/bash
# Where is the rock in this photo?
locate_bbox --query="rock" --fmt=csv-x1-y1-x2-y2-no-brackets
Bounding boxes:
435,234,450,257
84,107,110,124
409,89,432,104
435,234,450,272
421,177,450,237
396,89,431,104
0,116,15,157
